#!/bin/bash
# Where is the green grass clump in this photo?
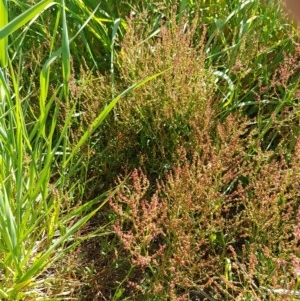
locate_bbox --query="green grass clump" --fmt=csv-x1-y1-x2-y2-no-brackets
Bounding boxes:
0,1,113,299
0,0,157,299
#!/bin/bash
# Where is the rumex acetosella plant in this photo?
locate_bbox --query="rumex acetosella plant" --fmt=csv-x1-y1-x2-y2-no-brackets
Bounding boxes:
102,8,300,301
92,12,215,185
110,113,300,301
0,0,299,299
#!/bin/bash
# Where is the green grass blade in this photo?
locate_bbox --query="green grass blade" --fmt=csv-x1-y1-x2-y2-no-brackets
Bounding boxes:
0,0,56,39
61,0,70,98
110,18,121,98
0,0,8,68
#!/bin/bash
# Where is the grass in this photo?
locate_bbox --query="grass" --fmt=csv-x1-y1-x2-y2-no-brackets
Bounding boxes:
0,0,300,300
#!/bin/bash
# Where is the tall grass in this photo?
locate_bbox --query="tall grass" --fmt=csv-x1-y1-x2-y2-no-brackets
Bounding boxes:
0,0,160,299
0,1,99,299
